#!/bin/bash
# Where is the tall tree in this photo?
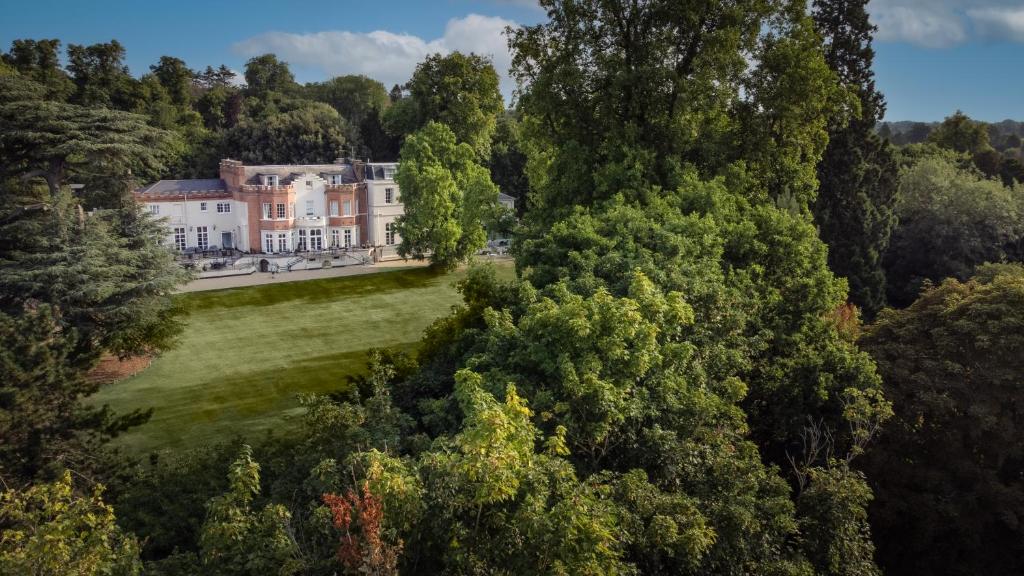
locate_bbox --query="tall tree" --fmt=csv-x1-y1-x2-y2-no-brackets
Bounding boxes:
223,102,348,164
928,110,991,155
149,56,193,107
402,52,503,158
860,264,1024,576
242,54,296,98
304,75,391,158
811,0,899,318
394,121,498,268
1,39,73,100
0,75,174,205
66,40,141,110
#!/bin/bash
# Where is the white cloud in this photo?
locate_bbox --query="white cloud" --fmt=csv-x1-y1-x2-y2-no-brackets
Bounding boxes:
233,14,518,102
869,0,1024,47
967,6,1024,42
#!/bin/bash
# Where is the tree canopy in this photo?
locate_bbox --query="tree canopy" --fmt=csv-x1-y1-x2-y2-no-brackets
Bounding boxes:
394,121,498,268
860,264,1024,576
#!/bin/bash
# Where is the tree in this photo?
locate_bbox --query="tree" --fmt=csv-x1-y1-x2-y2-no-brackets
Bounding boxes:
860,264,1024,576
149,56,194,107
0,471,142,575
928,110,991,155
884,153,1024,306
224,102,348,164
394,122,498,268
199,445,302,576
488,113,529,216
305,75,392,159
1,38,73,100
243,54,296,98
811,0,900,317
403,52,504,158
66,40,141,110
0,75,175,204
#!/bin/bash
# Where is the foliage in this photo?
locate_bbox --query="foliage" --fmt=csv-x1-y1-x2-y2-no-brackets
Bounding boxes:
224,102,349,164
811,0,899,317
243,54,297,98
304,75,392,159
400,52,504,158
0,75,176,202
322,483,401,575
0,304,146,485
0,183,189,366
488,113,529,214
928,110,992,155
0,471,142,576
859,264,1024,576
394,121,499,268
199,445,302,576
884,153,1024,306
795,463,879,576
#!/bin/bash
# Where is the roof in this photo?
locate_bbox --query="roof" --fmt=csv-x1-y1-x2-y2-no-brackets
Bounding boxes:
137,179,227,197
498,192,517,204
243,164,358,185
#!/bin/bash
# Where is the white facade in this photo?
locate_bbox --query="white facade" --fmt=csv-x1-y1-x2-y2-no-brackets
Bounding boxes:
146,197,250,252
366,163,403,248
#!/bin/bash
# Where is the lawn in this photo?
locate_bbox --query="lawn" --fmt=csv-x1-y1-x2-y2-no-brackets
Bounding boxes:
90,260,515,454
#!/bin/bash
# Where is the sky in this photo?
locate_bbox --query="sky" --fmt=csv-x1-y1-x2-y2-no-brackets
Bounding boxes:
1,0,1022,122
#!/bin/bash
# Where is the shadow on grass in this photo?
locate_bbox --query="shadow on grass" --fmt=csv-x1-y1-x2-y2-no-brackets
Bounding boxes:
185,266,455,312
113,344,419,454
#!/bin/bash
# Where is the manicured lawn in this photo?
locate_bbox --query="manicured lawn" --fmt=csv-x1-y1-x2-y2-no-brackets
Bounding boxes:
91,260,515,454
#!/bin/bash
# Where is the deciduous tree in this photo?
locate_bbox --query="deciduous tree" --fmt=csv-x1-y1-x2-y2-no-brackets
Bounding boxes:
394,121,498,268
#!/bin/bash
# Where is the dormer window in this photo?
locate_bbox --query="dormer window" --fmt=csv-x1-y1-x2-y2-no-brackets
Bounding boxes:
262,175,279,187
329,174,343,185
383,166,397,180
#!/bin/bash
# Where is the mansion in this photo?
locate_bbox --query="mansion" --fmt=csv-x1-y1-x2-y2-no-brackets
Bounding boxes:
136,158,406,256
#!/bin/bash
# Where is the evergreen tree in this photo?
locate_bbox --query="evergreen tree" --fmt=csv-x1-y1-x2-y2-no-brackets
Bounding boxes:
811,0,899,318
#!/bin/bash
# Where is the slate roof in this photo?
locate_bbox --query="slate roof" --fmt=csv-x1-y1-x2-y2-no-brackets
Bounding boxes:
498,192,517,204
136,179,227,197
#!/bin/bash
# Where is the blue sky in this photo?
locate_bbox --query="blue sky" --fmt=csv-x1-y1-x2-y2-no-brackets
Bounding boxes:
2,0,1022,121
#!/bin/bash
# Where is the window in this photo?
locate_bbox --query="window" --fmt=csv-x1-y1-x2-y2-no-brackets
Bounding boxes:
276,203,286,219
291,203,296,218
329,174,342,185
309,229,323,251
384,188,394,204
306,180,312,187
305,200,314,216
298,229,307,251
344,228,352,248
217,202,230,213
262,203,272,219
330,201,339,216
200,202,208,212
384,166,397,180
148,204,160,215
263,175,278,186
174,227,186,251
277,233,288,253
196,226,209,250
264,233,274,253
343,199,352,216
331,229,340,247
385,223,396,245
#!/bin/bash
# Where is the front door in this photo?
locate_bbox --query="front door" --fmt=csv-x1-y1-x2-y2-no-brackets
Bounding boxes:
221,232,233,249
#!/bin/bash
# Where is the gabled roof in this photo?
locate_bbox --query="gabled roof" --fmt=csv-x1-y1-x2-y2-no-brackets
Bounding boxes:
498,192,517,204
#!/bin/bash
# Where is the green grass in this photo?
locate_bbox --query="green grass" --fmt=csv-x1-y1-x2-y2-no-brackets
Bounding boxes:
90,261,515,454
